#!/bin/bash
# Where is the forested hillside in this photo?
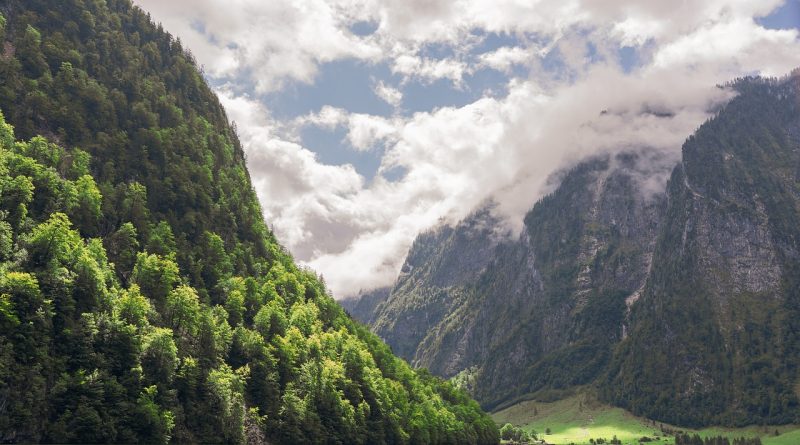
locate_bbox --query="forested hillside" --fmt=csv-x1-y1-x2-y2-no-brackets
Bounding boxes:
0,1,498,443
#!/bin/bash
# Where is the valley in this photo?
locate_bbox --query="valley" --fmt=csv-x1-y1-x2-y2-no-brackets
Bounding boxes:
349,72,800,435
492,392,800,445
2,0,799,443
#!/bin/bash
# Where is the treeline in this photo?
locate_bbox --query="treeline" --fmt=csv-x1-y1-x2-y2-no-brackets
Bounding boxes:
498,423,535,443
675,434,762,445
0,0,499,443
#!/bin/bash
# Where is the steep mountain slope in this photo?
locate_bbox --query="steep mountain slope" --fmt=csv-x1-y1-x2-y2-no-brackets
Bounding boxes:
342,286,391,326
0,1,498,443
365,205,507,362
356,150,672,410
602,75,800,427
352,72,800,428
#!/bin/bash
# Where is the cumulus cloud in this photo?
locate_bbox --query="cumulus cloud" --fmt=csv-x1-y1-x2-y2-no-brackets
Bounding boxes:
374,80,404,107
135,0,382,91
295,106,400,151
134,0,800,297
478,46,533,73
391,54,469,85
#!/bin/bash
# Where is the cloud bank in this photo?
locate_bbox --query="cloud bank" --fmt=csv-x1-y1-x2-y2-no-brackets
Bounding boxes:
134,0,800,297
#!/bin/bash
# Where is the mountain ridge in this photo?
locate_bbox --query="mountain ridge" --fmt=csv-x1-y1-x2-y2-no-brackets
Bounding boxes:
348,72,800,427
351,148,672,409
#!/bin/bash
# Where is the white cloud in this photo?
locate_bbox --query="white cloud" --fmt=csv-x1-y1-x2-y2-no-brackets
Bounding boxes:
295,106,400,151
135,0,790,88
478,46,532,73
374,80,403,107
295,106,349,130
347,114,399,150
133,0,800,297
652,17,799,76
391,54,469,85
135,0,383,91
219,92,367,257
220,63,740,296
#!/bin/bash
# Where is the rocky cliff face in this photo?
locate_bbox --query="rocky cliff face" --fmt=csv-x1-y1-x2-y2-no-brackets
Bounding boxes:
354,149,672,410
341,286,391,326
351,73,800,426
603,75,800,426
364,206,507,361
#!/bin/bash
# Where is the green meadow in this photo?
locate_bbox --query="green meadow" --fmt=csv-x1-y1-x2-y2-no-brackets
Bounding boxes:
492,392,800,445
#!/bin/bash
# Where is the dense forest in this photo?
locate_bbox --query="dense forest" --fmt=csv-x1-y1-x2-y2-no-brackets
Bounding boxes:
0,0,498,443
674,434,762,445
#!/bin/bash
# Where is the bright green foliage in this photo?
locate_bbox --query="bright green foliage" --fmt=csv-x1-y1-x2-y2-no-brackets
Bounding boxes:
500,423,532,443
131,252,180,304
71,242,108,312
68,174,102,235
0,172,34,229
115,285,153,328
165,285,201,338
146,220,177,257
135,386,176,445
105,222,139,283
0,2,498,443
0,220,13,260
289,300,321,336
65,148,91,179
0,271,51,439
24,213,82,268
198,230,233,302
207,364,247,443
254,298,288,340
118,182,151,237
221,277,246,326
21,136,62,170
142,327,179,386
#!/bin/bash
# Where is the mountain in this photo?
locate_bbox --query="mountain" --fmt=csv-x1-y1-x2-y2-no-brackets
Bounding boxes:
342,286,391,327
602,75,800,427
0,1,498,443
354,149,672,409
349,73,800,427
344,205,509,363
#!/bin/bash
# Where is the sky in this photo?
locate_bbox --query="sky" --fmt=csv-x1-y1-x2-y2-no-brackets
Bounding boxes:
133,0,800,298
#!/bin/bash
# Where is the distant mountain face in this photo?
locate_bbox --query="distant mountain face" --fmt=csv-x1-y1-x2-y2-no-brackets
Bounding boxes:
603,75,800,427
349,205,509,362
349,73,800,426
354,148,671,408
341,286,391,326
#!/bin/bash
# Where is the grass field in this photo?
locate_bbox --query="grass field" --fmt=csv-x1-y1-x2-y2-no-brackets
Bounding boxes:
491,391,800,445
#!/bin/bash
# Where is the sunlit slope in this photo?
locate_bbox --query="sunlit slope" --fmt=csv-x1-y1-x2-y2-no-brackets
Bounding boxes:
492,391,800,445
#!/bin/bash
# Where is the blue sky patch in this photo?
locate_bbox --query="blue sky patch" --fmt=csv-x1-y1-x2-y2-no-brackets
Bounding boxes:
263,59,396,120
300,125,386,179
349,20,379,36
758,0,800,30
